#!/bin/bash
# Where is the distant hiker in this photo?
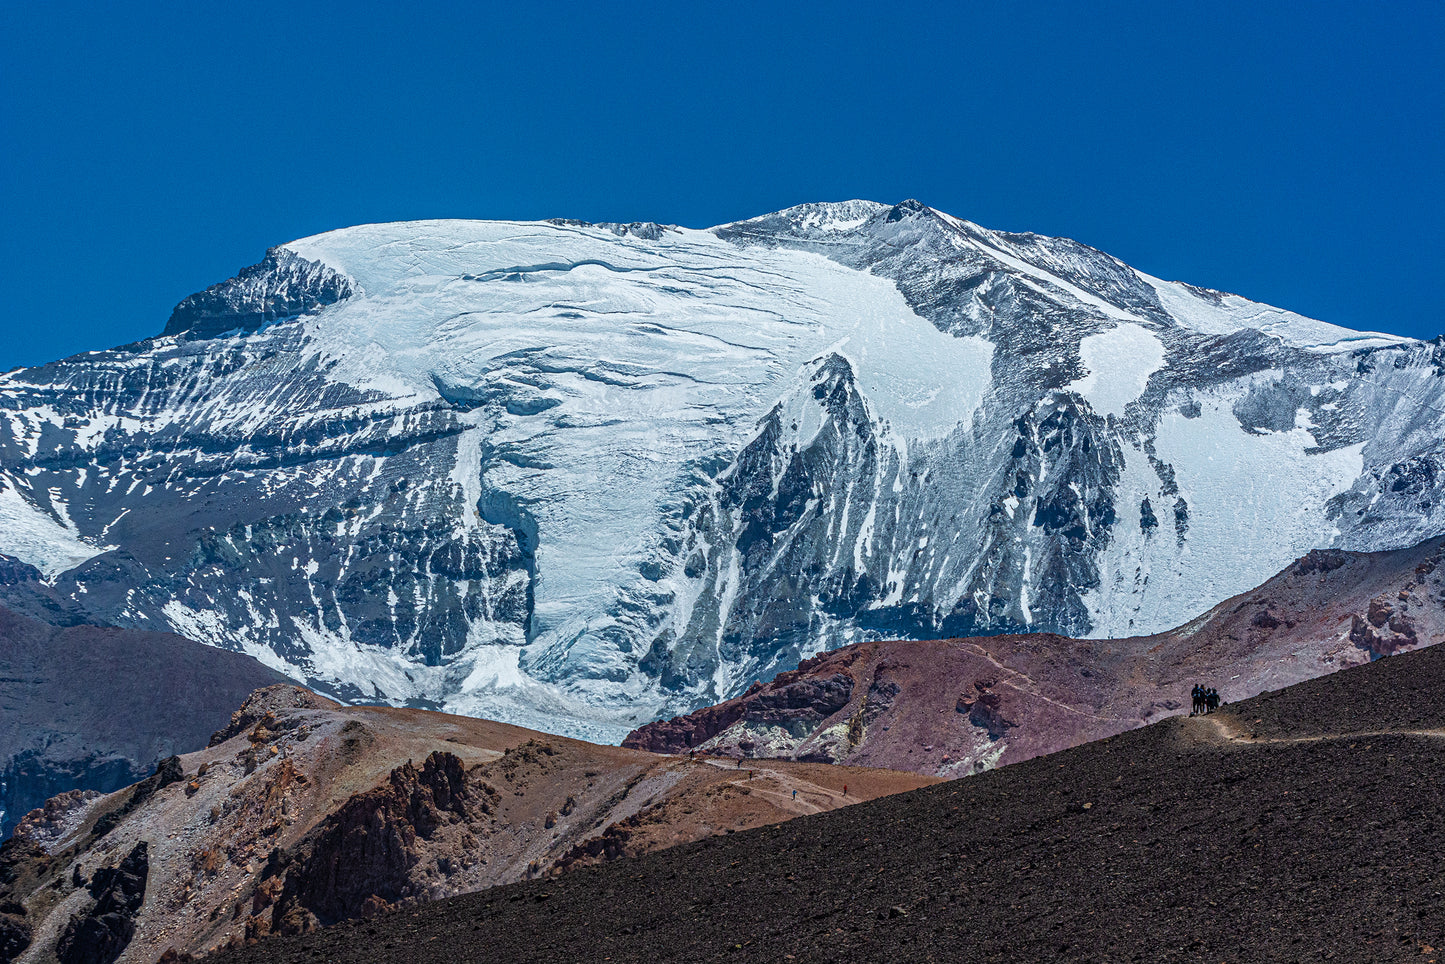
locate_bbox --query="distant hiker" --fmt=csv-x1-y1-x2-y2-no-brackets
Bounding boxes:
1206,688,1220,713
842,783,848,796
1191,684,1204,716
792,789,798,801
736,757,742,768
748,770,754,780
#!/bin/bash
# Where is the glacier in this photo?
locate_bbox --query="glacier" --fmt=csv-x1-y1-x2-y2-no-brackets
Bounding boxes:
0,199,1441,741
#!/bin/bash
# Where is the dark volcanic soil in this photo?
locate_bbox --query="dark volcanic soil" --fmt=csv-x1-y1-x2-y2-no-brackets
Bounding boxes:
215,644,1445,964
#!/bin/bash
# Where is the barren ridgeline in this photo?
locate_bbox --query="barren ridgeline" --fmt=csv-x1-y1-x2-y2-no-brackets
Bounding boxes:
1,536,1443,962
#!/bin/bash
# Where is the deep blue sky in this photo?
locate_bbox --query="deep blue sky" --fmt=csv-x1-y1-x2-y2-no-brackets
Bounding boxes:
3,2,1441,369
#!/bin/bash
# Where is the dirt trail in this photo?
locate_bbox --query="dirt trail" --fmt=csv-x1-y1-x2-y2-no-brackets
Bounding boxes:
699,758,854,814
1196,713,1445,745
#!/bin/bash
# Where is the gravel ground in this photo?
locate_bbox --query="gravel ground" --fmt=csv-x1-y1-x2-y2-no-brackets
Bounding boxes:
214,645,1445,964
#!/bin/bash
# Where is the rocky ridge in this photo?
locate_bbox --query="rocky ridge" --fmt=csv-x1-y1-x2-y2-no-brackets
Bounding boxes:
208,638,1445,964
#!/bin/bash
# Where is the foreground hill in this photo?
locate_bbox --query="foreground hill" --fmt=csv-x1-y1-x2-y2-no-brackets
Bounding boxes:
2,201,1442,739
0,688,932,963
625,535,1445,775
209,641,1445,964
0,603,291,839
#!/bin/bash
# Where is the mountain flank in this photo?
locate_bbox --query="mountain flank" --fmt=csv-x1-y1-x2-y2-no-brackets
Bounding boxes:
209,641,1445,964
2,201,1442,737
0,603,291,839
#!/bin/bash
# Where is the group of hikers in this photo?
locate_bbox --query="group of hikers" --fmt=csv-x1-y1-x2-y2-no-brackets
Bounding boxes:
1191,684,1221,715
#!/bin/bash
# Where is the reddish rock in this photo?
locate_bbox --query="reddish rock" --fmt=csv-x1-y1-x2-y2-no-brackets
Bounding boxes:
281,751,483,926
624,662,856,755
1368,597,1393,628
625,536,1445,778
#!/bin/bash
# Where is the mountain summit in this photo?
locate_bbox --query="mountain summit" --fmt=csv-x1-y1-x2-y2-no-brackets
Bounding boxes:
0,201,1440,739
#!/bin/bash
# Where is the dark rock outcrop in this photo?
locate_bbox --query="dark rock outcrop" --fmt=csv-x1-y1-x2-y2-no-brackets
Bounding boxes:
55,841,148,964
90,756,186,840
275,751,487,928
624,653,857,754
0,555,43,589
0,907,29,964
163,248,352,339
956,679,1016,739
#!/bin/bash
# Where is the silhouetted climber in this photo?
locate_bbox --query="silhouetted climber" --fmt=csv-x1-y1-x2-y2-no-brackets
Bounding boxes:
792,789,798,801
1209,688,1221,713
1191,684,1204,716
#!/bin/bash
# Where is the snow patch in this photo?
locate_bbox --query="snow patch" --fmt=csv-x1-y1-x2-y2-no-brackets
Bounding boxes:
1066,324,1167,418
0,480,109,577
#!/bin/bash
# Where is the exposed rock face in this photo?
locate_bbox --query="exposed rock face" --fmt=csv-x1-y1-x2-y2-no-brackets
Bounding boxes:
957,678,1014,739
2,754,137,844
2,202,1442,739
278,751,487,928
626,536,1445,776
207,687,340,748
10,791,100,850
625,656,857,757
0,604,291,839
163,248,352,339
56,841,148,964
0,688,933,962
1350,594,1421,656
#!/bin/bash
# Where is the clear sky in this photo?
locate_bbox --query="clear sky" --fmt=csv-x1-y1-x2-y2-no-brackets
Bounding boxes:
2,1,1441,369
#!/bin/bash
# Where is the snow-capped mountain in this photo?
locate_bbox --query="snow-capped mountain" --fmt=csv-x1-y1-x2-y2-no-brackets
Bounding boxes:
1,200,1440,740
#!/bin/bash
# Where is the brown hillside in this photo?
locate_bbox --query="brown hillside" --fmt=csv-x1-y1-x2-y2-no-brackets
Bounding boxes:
0,686,934,963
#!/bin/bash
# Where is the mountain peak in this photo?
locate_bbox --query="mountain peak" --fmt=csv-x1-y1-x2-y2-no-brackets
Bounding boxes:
163,246,352,339
884,198,932,221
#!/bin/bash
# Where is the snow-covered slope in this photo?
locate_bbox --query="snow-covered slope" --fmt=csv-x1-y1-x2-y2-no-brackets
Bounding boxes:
0,201,1439,740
